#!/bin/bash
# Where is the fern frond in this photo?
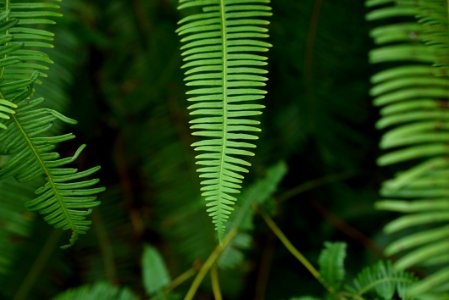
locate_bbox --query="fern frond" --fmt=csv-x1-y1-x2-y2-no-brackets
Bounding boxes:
367,0,449,297
0,1,104,247
347,261,416,300
176,0,272,239
0,0,62,81
0,98,104,247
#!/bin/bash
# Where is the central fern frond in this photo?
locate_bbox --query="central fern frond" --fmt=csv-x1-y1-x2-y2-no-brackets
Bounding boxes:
176,0,272,239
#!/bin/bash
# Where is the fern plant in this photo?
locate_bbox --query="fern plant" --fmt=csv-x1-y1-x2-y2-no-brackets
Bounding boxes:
176,0,272,239
53,243,170,300
0,0,104,247
292,242,416,300
367,0,449,298
347,261,416,300
5,0,449,298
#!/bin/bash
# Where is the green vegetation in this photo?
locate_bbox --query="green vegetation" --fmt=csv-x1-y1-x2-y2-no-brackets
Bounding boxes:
1,0,449,299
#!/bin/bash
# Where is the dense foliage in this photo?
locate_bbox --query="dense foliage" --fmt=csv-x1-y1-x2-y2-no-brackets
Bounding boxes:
1,0,449,299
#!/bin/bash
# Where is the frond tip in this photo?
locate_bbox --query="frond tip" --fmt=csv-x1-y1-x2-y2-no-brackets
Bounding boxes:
25,144,104,249
0,98,105,248
177,0,272,239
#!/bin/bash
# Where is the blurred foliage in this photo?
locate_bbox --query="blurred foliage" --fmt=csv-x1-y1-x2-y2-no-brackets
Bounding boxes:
2,0,443,299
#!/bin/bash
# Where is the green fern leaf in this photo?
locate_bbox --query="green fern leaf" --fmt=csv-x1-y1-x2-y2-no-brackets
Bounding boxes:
318,242,346,291
367,0,449,297
0,98,104,247
0,1,62,81
347,261,416,300
176,0,272,240
0,1,104,247
142,244,171,296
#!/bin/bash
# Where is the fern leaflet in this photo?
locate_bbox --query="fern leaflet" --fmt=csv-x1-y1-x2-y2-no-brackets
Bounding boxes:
318,242,346,291
0,98,16,129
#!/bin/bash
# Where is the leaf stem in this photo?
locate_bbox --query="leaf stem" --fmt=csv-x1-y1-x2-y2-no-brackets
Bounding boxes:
184,229,237,300
260,210,335,295
211,265,223,300
215,0,230,241
167,266,197,293
277,170,359,202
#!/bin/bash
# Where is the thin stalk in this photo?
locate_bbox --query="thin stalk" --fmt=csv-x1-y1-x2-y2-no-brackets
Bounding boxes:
184,229,237,300
254,234,275,300
260,211,335,295
278,170,359,202
216,0,230,242
149,266,198,300
210,265,223,300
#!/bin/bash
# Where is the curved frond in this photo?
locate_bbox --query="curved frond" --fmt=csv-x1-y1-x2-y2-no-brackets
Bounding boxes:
0,98,104,247
0,1,104,247
367,0,449,297
176,0,272,239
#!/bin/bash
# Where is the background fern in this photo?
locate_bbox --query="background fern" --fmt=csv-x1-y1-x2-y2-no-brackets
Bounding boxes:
0,0,104,247
367,0,449,298
291,242,416,300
